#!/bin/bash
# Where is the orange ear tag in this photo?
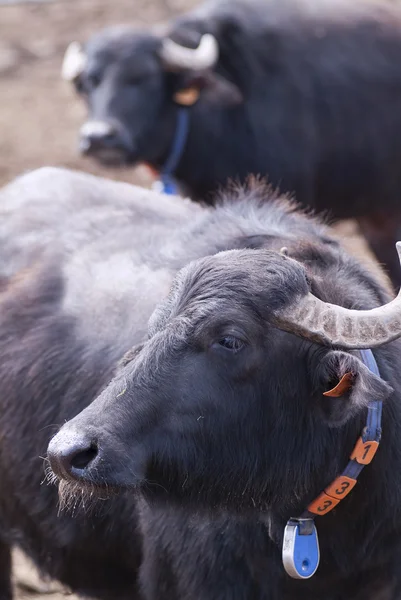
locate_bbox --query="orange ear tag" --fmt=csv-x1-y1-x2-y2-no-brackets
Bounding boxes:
142,162,159,178
173,87,200,106
323,372,354,398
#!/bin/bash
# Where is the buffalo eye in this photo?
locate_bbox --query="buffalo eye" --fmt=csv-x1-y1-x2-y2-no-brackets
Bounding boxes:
126,74,147,86
216,335,245,353
74,77,85,95
86,72,102,90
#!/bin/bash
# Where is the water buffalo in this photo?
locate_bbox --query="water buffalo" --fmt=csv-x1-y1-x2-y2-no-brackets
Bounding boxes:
49,176,401,599
0,166,209,599
62,0,401,286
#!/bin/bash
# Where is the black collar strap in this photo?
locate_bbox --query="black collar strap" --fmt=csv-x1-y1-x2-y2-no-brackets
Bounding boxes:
282,348,383,579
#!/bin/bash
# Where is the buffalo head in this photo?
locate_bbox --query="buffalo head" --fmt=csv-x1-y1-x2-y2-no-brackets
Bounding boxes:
62,25,242,167
48,248,397,514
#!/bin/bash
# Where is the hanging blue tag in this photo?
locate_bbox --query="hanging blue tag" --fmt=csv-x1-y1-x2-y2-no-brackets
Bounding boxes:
282,518,320,579
162,180,178,195
151,178,178,196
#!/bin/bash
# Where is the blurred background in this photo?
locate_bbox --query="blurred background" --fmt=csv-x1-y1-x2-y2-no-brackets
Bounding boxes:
0,0,199,190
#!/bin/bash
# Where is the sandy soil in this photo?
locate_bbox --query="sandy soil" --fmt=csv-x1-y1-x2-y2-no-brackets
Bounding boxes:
0,0,391,598
12,549,74,599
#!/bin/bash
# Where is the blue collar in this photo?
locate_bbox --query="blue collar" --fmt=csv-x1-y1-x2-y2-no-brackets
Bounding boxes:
359,348,382,445
155,109,190,196
282,349,383,580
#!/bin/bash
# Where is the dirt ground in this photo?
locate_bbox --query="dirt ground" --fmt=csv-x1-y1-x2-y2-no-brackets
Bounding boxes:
12,549,73,599
0,0,391,598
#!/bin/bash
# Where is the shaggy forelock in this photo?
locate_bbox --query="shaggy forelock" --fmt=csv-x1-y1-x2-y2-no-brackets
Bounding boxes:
86,26,161,63
148,247,309,340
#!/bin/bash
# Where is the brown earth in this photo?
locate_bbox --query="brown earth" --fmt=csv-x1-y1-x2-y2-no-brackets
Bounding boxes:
0,0,391,598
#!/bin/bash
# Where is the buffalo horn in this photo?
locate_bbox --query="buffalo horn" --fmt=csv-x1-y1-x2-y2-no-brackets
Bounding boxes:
271,242,401,349
160,33,218,71
62,42,86,82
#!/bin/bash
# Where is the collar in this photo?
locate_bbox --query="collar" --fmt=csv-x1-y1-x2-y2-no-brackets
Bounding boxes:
151,108,190,196
282,348,383,580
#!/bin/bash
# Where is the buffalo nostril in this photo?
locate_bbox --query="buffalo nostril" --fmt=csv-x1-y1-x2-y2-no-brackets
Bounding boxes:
87,132,117,144
70,443,98,470
79,132,121,157
79,121,119,154
47,435,99,481
100,131,115,141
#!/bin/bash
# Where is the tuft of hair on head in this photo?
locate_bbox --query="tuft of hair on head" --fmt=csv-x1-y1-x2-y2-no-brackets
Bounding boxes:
211,174,302,212
116,342,145,371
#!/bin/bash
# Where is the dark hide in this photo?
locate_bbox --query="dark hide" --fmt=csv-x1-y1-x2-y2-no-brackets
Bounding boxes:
71,0,401,284
48,173,401,599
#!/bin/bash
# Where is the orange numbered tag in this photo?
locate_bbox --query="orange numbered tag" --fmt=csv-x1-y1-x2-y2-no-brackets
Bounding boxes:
307,492,340,516
325,475,357,500
350,438,379,465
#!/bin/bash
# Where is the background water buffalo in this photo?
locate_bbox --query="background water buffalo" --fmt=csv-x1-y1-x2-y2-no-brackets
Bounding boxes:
62,0,401,287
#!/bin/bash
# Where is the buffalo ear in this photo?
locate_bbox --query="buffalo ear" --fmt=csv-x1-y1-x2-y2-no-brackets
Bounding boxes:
174,70,243,107
312,350,392,427
61,41,87,95
72,76,86,97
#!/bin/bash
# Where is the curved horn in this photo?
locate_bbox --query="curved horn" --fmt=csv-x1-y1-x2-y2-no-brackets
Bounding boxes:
160,33,218,71
271,242,401,349
61,42,86,82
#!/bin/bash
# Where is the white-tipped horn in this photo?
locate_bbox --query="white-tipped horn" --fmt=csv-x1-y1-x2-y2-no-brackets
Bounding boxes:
62,42,86,82
160,33,219,71
272,243,401,349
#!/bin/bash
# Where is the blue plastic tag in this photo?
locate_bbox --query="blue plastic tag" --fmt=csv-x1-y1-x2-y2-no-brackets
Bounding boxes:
282,519,320,579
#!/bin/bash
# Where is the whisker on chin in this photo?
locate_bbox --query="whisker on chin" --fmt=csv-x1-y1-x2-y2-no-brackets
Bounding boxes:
56,478,120,517
41,458,58,486
58,479,98,516
41,455,126,516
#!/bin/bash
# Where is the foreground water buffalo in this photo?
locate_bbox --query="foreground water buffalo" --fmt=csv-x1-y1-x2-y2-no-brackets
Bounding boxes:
49,176,401,598
0,166,210,599
62,0,401,285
